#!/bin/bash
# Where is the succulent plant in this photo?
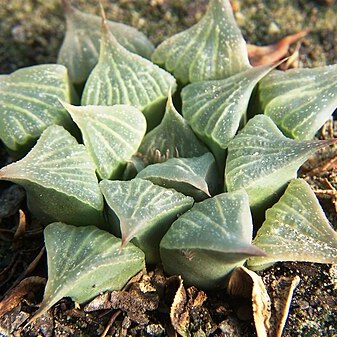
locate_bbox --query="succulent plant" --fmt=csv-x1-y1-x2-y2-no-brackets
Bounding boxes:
1,0,337,320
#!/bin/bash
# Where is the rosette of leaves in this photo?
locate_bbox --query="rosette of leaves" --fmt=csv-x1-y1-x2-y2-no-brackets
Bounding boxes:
0,64,76,155
58,0,154,84
1,0,337,320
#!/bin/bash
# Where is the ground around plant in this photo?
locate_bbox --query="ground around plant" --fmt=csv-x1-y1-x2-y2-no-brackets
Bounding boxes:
0,1,336,336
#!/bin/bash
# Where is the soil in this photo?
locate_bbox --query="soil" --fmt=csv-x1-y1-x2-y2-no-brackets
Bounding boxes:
0,1,337,337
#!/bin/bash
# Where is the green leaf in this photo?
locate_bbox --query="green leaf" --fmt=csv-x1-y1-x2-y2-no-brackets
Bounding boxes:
247,179,337,270
33,222,145,319
225,115,337,212
63,103,146,180
160,190,265,289
151,0,250,84
122,155,147,180
81,20,176,129
100,178,194,264
0,125,104,226
182,65,273,165
138,95,208,164
259,65,337,140
137,153,219,201
58,2,154,84
0,64,76,155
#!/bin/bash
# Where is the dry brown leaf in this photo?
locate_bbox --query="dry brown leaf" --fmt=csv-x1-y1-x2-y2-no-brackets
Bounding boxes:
0,276,46,316
170,276,190,337
248,30,309,66
84,293,111,312
269,276,301,337
84,272,159,325
170,277,208,337
227,266,271,337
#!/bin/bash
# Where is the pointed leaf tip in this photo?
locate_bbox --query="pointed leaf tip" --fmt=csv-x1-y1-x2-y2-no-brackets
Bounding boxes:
182,64,274,165
225,114,335,212
58,4,154,83
139,96,208,164
100,178,194,264
63,103,146,180
34,223,145,319
137,153,220,201
0,125,104,226
160,190,260,289
81,27,175,129
248,178,337,270
152,0,250,83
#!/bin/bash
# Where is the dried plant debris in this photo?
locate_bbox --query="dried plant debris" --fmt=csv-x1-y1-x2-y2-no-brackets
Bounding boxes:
228,266,271,337
269,275,301,337
170,277,209,337
247,30,308,67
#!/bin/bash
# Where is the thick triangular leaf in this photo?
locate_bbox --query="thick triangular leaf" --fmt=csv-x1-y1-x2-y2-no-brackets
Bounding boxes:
259,65,337,140
138,95,208,164
81,20,176,129
151,0,250,84
63,103,146,180
225,115,337,211
247,179,337,270
100,178,194,264
137,153,219,201
33,222,145,319
58,2,154,84
0,64,76,155
0,126,104,226
182,65,273,165
160,190,265,289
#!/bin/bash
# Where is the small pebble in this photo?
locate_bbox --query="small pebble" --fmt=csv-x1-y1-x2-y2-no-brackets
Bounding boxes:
145,323,165,336
268,22,281,35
